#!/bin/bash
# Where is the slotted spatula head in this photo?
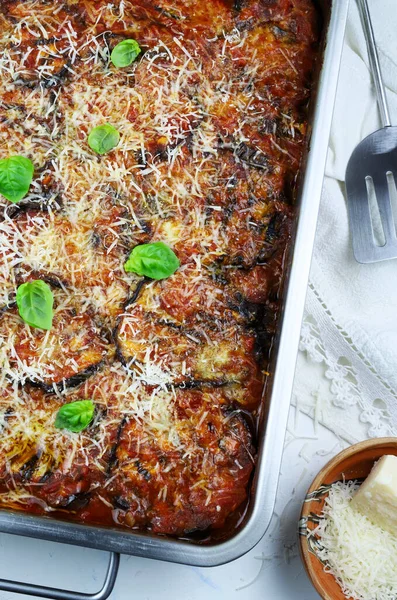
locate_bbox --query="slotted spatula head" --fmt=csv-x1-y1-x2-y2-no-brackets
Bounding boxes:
346,126,397,263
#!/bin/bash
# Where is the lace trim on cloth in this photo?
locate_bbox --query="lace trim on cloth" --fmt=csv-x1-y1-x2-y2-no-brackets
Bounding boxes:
298,283,397,438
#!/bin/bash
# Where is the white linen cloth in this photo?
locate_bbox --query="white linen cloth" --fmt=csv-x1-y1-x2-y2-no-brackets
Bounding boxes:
293,0,397,443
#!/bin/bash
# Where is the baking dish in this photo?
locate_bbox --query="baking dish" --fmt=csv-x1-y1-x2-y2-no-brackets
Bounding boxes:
0,1,349,598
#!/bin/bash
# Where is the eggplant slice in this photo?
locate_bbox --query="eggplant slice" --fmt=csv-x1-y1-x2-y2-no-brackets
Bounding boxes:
0,297,110,390
0,207,137,322
0,384,115,510
106,387,255,535
115,274,263,404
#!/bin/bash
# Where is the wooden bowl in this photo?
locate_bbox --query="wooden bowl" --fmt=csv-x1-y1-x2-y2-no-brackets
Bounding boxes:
299,437,397,600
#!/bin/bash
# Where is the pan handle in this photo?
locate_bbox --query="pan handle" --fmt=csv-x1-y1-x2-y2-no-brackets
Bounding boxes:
0,551,120,600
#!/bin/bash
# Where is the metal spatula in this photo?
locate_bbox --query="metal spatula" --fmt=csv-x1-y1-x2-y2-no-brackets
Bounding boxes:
345,0,397,263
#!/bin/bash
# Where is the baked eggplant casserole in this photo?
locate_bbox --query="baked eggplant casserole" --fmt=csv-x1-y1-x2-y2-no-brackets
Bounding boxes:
0,1,319,537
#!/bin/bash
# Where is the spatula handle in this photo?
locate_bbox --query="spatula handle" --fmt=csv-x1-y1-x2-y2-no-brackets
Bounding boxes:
357,0,391,127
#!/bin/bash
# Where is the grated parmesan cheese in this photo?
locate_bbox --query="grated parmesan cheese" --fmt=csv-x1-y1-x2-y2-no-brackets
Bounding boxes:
312,480,397,600
0,0,317,533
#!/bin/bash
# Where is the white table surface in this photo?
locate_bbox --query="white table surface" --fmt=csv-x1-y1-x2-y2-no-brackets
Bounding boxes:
0,407,350,600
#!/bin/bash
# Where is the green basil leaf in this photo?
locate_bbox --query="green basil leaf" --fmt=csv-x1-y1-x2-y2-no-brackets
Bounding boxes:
0,155,34,203
124,241,180,280
16,280,54,330
111,39,141,68
87,124,120,155
54,400,95,433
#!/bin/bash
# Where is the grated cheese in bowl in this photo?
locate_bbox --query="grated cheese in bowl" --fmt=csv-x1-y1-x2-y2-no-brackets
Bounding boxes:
311,480,397,600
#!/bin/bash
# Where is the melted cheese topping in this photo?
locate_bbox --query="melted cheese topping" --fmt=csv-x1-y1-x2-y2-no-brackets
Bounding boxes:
0,0,318,534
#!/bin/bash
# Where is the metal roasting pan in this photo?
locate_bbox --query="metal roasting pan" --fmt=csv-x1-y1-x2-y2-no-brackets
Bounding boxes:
0,1,349,598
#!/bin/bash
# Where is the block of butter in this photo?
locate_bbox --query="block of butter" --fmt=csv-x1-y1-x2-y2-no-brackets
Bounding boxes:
352,454,397,537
